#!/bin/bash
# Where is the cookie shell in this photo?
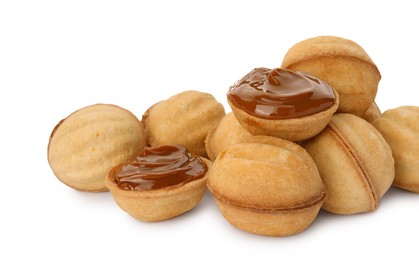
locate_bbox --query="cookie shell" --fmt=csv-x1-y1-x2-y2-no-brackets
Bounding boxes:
282,36,380,115
360,101,381,124
48,104,146,192
373,106,419,192
142,91,225,157
302,113,395,214
228,88,339,141
205,112,253,161
106,158,211,222
207,136,325,236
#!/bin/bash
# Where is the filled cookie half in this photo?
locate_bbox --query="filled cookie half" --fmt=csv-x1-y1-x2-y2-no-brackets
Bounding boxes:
106,144,211,222
227,68,339,141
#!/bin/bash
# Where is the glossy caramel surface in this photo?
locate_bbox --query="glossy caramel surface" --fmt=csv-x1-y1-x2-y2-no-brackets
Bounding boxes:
116,145,207,190
227,68,336,119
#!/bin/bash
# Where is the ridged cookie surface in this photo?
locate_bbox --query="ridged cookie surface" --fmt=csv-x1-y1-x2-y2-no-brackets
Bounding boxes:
48,104,146,192
208,136,325,236
303,113,394,214
205,112,253,161
374,106,419,192
142,91,225,157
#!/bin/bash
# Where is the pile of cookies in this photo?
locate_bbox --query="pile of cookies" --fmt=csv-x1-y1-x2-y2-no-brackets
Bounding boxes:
48,36,419,237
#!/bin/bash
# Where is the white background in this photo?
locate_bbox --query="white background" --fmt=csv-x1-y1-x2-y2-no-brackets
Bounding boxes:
1,0,418,259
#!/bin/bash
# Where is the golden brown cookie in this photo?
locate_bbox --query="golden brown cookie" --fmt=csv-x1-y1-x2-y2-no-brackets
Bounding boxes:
205,112,253,161
373,106,419,192
302,113,394,214
106,145,211,222
282,36,380,115
360,101,381,124
48,104,146,192
227,67,339,141
207,136,326,236
142,91,225,157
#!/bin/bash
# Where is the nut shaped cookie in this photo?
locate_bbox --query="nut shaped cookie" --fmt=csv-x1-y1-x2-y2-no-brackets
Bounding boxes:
229,94,339,141
373,106,419,192
106,156,211,222
205,112,253,161
142,91,225,157
227,67,339,141
48,104,146,192
208,136,326,236
360,101,381,124
282,36,380,115
302,113,394,214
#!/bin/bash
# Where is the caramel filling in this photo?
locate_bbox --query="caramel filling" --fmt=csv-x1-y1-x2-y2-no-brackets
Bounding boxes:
227,68,336,119
116,145,207,191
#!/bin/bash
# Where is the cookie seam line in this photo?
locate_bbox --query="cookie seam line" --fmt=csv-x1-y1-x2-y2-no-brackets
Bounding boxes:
208,185,326,213
327,122,378,209
285,54,381,77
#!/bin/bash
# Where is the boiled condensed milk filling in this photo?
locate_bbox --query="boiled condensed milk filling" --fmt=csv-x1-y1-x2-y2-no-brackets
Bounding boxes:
227,68,336,119
115,144,207,191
